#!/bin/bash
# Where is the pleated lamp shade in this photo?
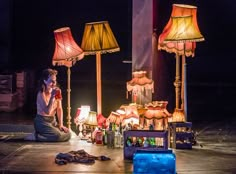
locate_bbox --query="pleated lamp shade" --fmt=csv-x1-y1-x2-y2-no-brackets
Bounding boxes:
81,21,120,55
85,111,98,126
164,15,204,43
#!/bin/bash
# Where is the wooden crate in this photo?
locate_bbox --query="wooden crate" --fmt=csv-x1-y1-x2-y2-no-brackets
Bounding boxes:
168,122,193,149
0,74,16,94
0,92,18,111
123,130,168,160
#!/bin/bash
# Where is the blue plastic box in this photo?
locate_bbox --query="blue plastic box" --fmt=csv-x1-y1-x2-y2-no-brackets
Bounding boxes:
133,149,176,174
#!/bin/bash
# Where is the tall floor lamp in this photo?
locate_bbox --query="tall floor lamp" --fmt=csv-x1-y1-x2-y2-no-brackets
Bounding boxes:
158,4,204,121
163,15,204,121
52,27,84,130
81,21,120,117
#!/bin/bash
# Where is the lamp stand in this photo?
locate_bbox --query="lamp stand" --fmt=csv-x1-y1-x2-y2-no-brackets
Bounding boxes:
184,62,187,121
78,122,83,138
87,125,95,143
174,53,181,109
181,53,187,121
66,67,77,138
67,67,72,130
181,42,188,121
172,53,185,122
96,52,102,115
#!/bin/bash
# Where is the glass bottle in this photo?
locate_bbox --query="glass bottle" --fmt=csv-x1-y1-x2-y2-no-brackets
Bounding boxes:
102,129,107,145
95,128,103,145
143,137,149,147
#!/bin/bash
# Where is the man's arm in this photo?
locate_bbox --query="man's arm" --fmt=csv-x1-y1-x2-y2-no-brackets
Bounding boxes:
56,100,69,133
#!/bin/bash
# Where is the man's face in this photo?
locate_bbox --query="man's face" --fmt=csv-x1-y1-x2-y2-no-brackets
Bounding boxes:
44,75,57,91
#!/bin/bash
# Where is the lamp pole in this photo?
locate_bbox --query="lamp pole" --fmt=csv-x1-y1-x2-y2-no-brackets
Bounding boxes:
174,53,181,109
96,52,102,115
67,67,71,130
181,44,188,121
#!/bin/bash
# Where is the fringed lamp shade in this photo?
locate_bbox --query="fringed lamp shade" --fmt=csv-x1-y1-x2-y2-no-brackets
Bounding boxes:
81,21,120,55
122,104,139,127
158,4,199,56
53,27,84,67
164,15,204,43
127,71,154,105
158,4,200,57
107,111,122,125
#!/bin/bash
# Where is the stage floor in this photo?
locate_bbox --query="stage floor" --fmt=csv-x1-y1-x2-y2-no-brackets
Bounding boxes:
0,112,236,173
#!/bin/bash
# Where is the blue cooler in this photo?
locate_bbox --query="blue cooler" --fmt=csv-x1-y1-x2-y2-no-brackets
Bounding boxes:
133,149,176,174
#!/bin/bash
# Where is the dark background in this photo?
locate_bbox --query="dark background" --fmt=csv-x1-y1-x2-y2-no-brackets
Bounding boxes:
0,0,236,121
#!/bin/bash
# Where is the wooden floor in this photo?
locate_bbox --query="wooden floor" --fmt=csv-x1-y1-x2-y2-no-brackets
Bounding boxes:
1,111,236,173
0,132,236,174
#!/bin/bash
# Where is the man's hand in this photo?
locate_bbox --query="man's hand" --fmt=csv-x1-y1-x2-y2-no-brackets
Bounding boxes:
59,125,69,133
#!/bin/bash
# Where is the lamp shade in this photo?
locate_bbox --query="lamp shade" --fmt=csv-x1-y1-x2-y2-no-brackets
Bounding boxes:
81,21,120,55
126,71,154,104
74,105,91,126
164,15,204,43
52,27,84,67
107,111,121,125
158,4,201,57
97,113,107,128
85,111,98,126
127,71,154,89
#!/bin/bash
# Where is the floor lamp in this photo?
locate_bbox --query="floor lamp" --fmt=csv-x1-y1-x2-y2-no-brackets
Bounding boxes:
81,21,120,116
84,111,98,143
52,27,84,130
158,4,204,121
163,15,204,121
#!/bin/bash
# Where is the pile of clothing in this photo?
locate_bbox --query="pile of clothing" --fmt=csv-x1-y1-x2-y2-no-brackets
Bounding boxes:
55,149,111,165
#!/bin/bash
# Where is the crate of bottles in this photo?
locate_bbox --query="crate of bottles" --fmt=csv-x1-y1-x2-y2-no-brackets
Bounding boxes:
168,122,193,149
133,149,176,174
123,130,168,160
